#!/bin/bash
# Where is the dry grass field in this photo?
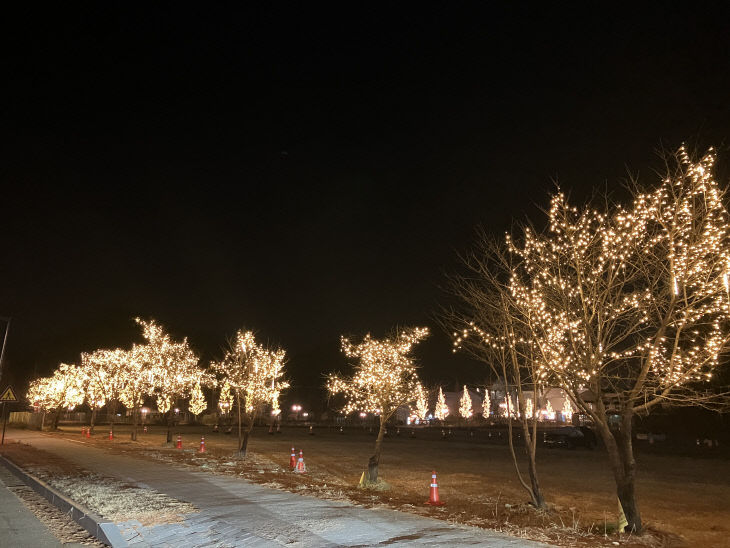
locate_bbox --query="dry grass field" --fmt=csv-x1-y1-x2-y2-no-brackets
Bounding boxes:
14,424,730,547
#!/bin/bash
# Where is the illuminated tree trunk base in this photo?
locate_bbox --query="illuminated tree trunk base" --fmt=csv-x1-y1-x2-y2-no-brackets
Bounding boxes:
238,430,251,457
366,417,386,484
596,417,642,534
520,418,546,509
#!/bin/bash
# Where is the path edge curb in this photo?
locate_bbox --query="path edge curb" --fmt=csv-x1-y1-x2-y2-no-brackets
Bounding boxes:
0,454,127,547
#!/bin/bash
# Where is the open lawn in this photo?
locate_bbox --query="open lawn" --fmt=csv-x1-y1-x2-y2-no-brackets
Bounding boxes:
37,423,730,547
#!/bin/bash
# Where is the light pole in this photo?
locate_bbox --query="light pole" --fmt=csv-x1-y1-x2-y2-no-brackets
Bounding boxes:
0,317,11,385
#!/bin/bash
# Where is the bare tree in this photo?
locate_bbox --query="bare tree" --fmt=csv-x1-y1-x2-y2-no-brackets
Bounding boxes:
508,146,730,533
444,237,547,509
327,326,429,484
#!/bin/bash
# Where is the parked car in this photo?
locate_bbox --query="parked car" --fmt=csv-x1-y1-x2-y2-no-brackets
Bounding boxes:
544,426,597,449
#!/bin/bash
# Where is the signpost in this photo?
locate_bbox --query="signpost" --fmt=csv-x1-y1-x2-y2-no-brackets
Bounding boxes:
0,385,17,445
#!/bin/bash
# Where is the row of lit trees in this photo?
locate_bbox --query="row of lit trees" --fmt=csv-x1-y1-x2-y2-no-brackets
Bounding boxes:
24,146,730,534
27,320,288,455
410,384,573,422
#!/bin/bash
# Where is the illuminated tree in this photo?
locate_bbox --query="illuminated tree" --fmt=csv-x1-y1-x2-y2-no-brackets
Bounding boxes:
459,385,473,420
481,388,491,419
507,146,730,532
82,348,128,433
562,398,573,422
414,382,429,421
218,380,233,416
434,386,449,421
134,318,206,443
544,400,555,421
212,330,288,457
26,364,84,430
118,346,153,441
188,383,207,417
525,397,533,419
328,326,428,484
79,354,109,433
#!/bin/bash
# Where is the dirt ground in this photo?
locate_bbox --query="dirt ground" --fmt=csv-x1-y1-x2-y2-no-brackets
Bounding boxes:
16,424,730,547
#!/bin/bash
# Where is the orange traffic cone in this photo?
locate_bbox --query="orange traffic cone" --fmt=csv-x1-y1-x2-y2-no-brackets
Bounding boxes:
294,449,306,473
86,427,91,438
425,470,445,506
109,429,114,441
177,435,182,449
289,447,296,469
268,424,274,435
143,425,147,434
81,427,86,437
199,436,206,453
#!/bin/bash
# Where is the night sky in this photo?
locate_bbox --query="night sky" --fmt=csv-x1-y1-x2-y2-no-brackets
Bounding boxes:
4,5,730,403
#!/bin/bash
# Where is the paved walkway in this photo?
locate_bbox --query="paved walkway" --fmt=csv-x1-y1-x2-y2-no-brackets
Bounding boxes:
0,461,63,547
7,430,545,547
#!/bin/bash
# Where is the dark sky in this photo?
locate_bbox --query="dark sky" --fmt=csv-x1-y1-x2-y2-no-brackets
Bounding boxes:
3,4,730,399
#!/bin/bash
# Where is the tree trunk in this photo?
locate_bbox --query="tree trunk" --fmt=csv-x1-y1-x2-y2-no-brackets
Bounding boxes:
594,412,642,533
90,407,97,434
238,416,255,456
52,405,63,430
367,415,387,483
109,400,117,433
131,405,138,441
166,409,174,444
41,411,46,430
519,415,546,509
236,392,243,454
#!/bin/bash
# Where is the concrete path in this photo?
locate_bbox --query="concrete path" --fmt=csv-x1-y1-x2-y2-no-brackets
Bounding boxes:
7,430,546,547
0,462,62,547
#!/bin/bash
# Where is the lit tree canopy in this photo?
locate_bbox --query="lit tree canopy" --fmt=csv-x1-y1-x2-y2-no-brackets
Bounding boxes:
212,330,288,415
127,318,203,414
80,348,129,410
509,147,730,412
27,363,83,412
327,327,429,417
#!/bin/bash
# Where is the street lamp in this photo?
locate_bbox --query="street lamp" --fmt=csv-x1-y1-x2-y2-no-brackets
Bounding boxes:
291,404,302,420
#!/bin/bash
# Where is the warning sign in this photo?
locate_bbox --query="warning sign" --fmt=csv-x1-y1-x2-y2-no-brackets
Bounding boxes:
0,386,17,402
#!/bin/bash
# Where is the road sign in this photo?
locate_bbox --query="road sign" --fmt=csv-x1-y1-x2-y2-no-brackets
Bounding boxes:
0,385,17,402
